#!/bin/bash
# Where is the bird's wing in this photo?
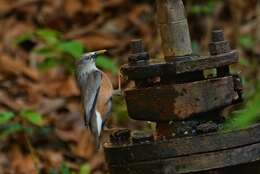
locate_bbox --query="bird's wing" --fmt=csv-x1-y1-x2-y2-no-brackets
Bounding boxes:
80,70,102,127
96,72,113,124
102,97,112,127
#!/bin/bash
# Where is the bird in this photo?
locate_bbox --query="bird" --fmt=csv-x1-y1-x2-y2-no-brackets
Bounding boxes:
75,50,113,147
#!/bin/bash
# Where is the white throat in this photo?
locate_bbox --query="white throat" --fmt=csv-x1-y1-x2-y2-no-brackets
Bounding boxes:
80,62,98,74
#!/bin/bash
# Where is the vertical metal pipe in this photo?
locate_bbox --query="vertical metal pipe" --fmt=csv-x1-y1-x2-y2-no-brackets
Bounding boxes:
156,0,192,61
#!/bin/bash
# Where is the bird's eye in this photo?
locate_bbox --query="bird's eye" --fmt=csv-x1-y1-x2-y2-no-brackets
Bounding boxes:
91,55,96,60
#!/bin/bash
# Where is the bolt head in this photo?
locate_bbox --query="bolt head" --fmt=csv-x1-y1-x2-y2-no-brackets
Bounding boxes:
209,41,230,55
110,129,131,144
131,131,154,144
196,121,218,134
131,39,145,54
209,29,231,55
129,39,149,65
211,29,225,42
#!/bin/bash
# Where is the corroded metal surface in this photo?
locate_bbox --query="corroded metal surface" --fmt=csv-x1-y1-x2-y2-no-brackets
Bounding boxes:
108,143,260,174
124,76,238,121
104,124,260,174
104,124,260,164
105,0,247,173
121,51,238,80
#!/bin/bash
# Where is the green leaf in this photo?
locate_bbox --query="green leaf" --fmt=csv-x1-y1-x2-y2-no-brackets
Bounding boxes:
0,111,15,124
239,36,254,50
36,29,60,45
33,47,56,57
239,57,250,67
60,163,71,174
16,32,34,44
189,2,215,15
38,57,59,70
48,169,58,174
191,41,200,54
20,110,44,126
0,123,23,140
79,164,91,174
57,41,84,58
225,89,260,129
96,55,118,74
113,96,129,124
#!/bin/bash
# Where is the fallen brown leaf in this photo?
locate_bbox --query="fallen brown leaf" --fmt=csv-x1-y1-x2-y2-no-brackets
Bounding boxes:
9,146,38,174
64,0,82,17
83,0,103,13
0,91,22,111
0,54,39,81
78,33,119,50
36,98,66,115
33,75,80,97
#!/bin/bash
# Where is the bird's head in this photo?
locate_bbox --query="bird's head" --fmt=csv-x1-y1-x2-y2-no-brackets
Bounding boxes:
76,50,107,73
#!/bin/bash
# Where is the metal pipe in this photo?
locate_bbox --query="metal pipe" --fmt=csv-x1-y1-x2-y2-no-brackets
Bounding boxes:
156,0,192,60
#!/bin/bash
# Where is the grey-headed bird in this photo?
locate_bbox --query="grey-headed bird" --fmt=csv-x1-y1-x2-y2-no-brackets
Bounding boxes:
75,50,113,147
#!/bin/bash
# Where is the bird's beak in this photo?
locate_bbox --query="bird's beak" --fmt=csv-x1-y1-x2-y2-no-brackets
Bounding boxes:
96,50,107,55
93,50,107,61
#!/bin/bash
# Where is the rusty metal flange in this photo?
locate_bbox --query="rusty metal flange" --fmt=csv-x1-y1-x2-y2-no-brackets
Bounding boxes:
104,124,260,174
121,51,238,81
124,76,238,121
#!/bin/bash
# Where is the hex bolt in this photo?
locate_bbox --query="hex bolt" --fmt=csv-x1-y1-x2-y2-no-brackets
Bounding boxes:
196,121,218,134
131,39,145,54
131,131,154,144
211,30,225,42
209,29,231,55
128,39,149,65
110,129,131,145
209,29,231,77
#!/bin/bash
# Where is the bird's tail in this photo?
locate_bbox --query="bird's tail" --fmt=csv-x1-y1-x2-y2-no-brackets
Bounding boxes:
83,111,89,128
88,111,103,149
95,136,101,149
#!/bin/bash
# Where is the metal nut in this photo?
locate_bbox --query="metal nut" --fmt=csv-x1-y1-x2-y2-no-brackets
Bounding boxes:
211,30,225,42
128,39,149,65
196,121,218,134
209,30,231,55
110,129,131,144
131,131,154,144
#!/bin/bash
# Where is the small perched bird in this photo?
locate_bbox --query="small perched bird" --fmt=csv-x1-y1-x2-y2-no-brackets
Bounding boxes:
75,50,113,147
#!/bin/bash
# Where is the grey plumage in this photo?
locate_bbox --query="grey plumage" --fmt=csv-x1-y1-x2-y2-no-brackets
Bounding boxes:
76,53,101,127
77,70,101,127
75,50,113,147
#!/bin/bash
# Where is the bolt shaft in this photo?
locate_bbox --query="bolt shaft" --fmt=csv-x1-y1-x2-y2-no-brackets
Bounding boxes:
209,29,231,77
128,39,149,65
211,30,225,42
131,39,145,54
